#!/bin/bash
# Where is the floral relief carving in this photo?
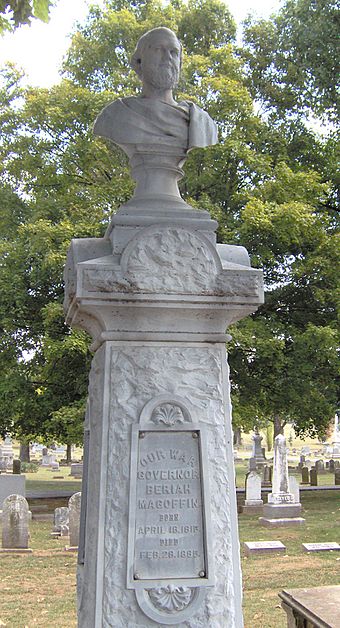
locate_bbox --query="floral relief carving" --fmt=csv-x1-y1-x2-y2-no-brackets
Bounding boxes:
148,585,194,613
151,403,185,426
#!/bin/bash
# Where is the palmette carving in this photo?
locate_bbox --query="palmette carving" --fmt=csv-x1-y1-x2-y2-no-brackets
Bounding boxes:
148,586,194,613
151,403,185,426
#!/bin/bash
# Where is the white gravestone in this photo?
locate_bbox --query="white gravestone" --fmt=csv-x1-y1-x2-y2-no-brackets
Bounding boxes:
303,542,340,552
259,435,305,528
1,494,32,552
331,412,340,457
0,475,26,511
65,26,264,628
68,492,81,548
0,437,14,471
251,432,265,465
242,472,263,514
288,475,300,504
244,541,286,556
53,506,69,536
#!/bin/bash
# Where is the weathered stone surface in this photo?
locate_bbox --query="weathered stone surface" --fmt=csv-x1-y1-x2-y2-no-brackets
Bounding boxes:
259,517,305,528
0,475,25,509
2,494,30,549
288,476,300,504
69,492,81,547
244,541,286,556
53,507,69,536
302,542,340,552
244,471,263,511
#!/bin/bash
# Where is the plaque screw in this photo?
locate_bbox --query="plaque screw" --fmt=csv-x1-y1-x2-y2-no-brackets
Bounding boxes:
139,432,145,439
199,570,205,578
134,573,140,580
192,432,199,439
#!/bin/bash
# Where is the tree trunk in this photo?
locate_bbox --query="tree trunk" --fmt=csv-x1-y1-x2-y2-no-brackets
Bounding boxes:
273,415,284,438
233,427,242,447
66,443,72,464
19,443,30,462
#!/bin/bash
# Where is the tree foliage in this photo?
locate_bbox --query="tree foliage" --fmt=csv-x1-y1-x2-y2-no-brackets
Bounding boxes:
0,0,338,445
0,0,53,33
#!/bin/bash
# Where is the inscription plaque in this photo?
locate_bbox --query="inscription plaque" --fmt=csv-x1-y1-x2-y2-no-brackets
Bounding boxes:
134,430,205,580
127,395,214,623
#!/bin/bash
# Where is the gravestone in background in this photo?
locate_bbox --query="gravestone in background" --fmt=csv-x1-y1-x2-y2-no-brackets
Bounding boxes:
242,472,263,514
335,469,340,486
310,468,318,486
259,435,305,528
0,475,26,509
68,492,81,548
301,466,309,485
64,26,263,628
52,506,69,537
1,494,31,552
288,476,300,504
251,432,266,466
262,465,272,487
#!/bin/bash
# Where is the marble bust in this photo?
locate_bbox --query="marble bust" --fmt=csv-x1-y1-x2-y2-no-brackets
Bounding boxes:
93,27,218,207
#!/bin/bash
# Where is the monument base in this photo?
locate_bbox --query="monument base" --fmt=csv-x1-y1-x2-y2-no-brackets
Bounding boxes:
242,505,263,515
263,502,302,519
259,517,305,528
0,548,33,554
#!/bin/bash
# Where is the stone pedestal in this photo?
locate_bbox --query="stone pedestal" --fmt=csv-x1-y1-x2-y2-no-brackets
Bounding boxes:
64,210,263,626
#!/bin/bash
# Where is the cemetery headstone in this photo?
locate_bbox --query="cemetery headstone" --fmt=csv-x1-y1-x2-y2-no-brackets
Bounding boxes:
259,434,305,528
302,542,340,552
244,541,286,556
52,506,69,537
334,469,340,486
70,462,83,478
301,466,309,485
248,457,257,472
331,412,340,458
0,475,26,508
1,494,32,552
63,25,264,627
251,431,266,465
0,437,14,471
288,475,300,504
310,467,318,486
329,459,335,473
262,465,272,487
68,492,81,548
243,471,263,514
12,459,21,475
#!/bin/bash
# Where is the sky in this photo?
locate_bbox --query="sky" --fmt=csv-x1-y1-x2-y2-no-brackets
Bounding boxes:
0,0,282,88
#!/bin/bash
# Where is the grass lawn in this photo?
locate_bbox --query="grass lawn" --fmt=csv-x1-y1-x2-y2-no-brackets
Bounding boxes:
240,490,340,627
24,466,82,494
0,490,339,626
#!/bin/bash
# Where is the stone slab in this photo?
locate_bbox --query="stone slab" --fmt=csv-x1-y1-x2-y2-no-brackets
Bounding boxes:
0,548,33,554
0,475,25,508
259,517,306,528
242,505,264,515
244,541,286,556
303,542,340,552
263,502,302,519
279,585,340,628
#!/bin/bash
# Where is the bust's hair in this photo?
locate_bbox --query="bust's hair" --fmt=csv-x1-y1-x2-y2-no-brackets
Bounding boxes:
130,27,182,78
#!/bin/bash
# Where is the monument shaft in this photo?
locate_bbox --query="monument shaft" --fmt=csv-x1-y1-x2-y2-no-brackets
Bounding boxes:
64,26,264,627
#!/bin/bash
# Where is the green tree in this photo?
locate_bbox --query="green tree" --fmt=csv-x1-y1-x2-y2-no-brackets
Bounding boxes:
0,0,53,33
0,0,338,446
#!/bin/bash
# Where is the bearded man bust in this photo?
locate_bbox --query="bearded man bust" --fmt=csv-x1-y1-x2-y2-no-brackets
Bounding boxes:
93,27,217,163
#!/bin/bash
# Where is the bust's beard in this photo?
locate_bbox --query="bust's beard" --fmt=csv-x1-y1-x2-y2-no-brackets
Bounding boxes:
142,62,179,91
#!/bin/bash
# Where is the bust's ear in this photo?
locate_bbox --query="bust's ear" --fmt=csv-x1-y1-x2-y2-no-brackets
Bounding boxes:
131,54,143,79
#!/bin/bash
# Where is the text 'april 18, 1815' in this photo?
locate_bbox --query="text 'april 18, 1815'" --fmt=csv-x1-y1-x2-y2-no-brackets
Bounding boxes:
133,430,206,580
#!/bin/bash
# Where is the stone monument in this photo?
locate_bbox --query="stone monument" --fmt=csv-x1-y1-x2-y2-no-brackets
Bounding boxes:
0,437,14,471
251,430,266,466
259,435,305,528
52,506,69,537
1,494,32,553
331,412,340,458
64,27,263,627
242,471,263,514
68,492,81,548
